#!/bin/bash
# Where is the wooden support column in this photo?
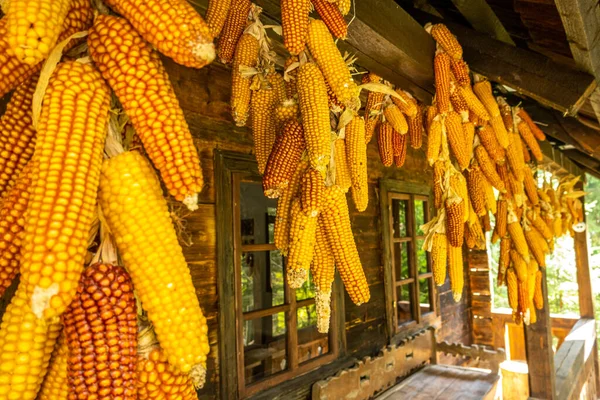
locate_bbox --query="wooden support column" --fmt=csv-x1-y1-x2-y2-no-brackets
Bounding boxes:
524,269,556,399
574,184,595,319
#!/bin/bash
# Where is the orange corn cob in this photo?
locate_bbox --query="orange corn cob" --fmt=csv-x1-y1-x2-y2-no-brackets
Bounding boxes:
450,84,469,120
496,199,507,238
89,15,204,208
525,227,546,267
425,104,438,132
498,236,511,283
251,84,279,174
263,120,306,198
517,121,543,161
448,244,464,301
284,56,299,98
527,210,553,241
463,121,475,159
362,73,384,143
205,0,232,37
393,130,408,167
384,104,409,134
473,80,499,118
467,165,487,217
0,164,31,298
475,145,506,192
510,250,528,283
321,186,370,305
450,59,470,86
297,63,331,172
459,85,490,122
483,176,497,214
506,132,526,182
19,61,110,320
534,270,543,309
496,164,513,200
408,104,424,149
0,75,37,199
307,19,359,108
507,268,518,312
481,212,492,233
518,108,546,141
282,0,311,54
521,137,532,163
274,99,299,127
230,33,260,127
477,124,505,164
445,111,469,170
327,81,345,111
267,70,287,102
346,115,368,211
301,168,326,216
38,332,68,400
427,115,443,165
287,199,318,288
523,168,540,206
450,171,470,222
467,208,486,250
508,220,530,264
498,97,514,132
429,24,463,59
217,0,251,64
391,89,418,118
64,263,137,399
434,52,451,114
431,233,448,286
337,0,351,15
311,221,336,333
378,121,394,167
433,160,445,210
334,138,352,192
490,114,510,149
104,0,215,68
445,198,465,247
312,0,347,39
275,160,308,254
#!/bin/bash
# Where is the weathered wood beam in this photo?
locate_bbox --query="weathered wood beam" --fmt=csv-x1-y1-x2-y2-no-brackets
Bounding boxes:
574,181,595,319
449,0,515,45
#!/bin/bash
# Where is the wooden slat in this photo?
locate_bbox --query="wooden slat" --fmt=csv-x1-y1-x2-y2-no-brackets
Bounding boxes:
449,0,515,45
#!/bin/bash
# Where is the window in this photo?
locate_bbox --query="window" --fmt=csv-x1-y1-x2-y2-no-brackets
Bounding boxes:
380,180,439,341
217,152,343,399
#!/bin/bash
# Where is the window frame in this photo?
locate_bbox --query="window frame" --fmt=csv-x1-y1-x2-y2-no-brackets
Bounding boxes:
216,151,345,399
380,179,441,343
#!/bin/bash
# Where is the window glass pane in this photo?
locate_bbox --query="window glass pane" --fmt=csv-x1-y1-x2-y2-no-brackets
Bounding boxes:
240,181,278,245
416,238,429,274
415,200,427,235
296,273,316,301
241,251,285,312
297,304,330,364
394,242,410,281
396,283,414,326
419,278,433,314
244,312,288,384
392,199,409,238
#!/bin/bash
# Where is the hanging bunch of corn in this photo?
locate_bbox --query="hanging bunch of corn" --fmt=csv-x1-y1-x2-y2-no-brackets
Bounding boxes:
217,0,252,63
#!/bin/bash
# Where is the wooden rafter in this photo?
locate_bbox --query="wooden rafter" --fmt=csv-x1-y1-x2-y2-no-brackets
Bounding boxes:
448,0,515,46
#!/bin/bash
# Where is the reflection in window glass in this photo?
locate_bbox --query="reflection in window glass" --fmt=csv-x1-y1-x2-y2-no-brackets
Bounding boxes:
415,200,426,235
297,304,329,364
416,239,429,274
392,199,409,238
244,312,288,384
241,251,285,312
240,181,277,245
396,284,414,325
296,273,315,301
419,278,433,314
394,242,410,281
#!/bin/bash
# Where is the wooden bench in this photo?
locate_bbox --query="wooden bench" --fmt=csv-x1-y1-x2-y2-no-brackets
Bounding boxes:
312,327,505,400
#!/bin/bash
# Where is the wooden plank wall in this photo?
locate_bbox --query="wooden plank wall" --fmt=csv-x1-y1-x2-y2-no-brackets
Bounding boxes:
469,250,495,347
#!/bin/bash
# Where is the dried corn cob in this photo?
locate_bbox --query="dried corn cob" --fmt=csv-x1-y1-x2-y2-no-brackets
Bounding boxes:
363,73,384,143
517,121,543,161
275,160,308,254
475,145,506,192
205,0,232,37
384,104,409,134
0,76,37,199
284,56,299,98
527,210,553,241
473,80,499,118
321,186,370,305
450,59,470,86
337,0,351,14
521,137,532,163
38,331,68,400
312,0,347,39
434,52,451,114
445,198,465,247
287,199,318,287
481,212,492,233
301,168,325,216
391,89,418,118
525,227,546,267
274,99,299,127
433,161,445,210
0,0,92,98
429,24,462,59
490,115,510,149
498,236,511,284
267,70,287,102
64,263,137,399
311,222,336,333
523,168,540,206
445,111,469,170
263,120,306,198
510,250,528,283
498,97,514,132
230,33,260,126
251,85,279,174
346,115,368,211
217,0,251,63
307,19,359,108
427,115,443,165
282,0,311,54
483,176,497,214
297,63,331,172
99,152,210,386
378,121,394,167
506,132,526,182
327,81,345,111
459,85,490,122
104,0,215,68
450,171,469,222
477,124,505,164
334,139,352,192
534,270,543,309
18,61,109,320
467,165,487,216
448,244,464,301
497,164,513,200
507,268,518,312
0,164,31,298
89,16,204,208
518,108,546,141
408,104,424,149
393,130,408,167
508,211,530,264
467,206,486,250
432,233,448,286
463,121,475,159
425,104,437,132
496,199,507,238
450,85,469,121
517,278,528,317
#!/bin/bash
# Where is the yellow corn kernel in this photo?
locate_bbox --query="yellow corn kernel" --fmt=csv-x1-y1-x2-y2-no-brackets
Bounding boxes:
459,85,490,122
507,268,518,312
287,199,318,288
346,115,368,211
297,63,331,172
274,99,299,127
521,136,532,163
307,19,360,108
495,199,507,238
38,331,68,400
473,80,500,118
19,61,109,320
434,52,451,114
275,160,309,254
427,115,443,165
450,84,469,121
88,15,204,209
263,119,306,198
392,89,418,118
425,104,438,132
321,186,370,305
0,75,37,199
393,130,408,167
463,121,475,159
506,132,526,182
284,56,299,98
445,111,469,170
312,0,347,39
334,138,352,193
510,249,528,283
429,24,463,59
431,232,448,286
490,114,510,149
448,243,464,302
217,0,251,64
384,104,409,134
497,96,514,132
508,218,530,264
467,165,487,217
518,108,546,141
378,121,394,167
523,167,540,206
267,70,287,102
474,145,506,192
467,208,486,250
301,168,326,217
408,104,424,149
525,227,546,267
205,0,232,37
517,121,543,162
251,85,279,174
311,221,336,333
230,33,260,126
445,198,465,247
104,0,215,68
337,0,351,15
483,176,497,214
99,152,210,387
534,270,543,309
477,124,505,164
362,73,384,143
527,210,553,241
450,58,470,86
282,0,311,54
450,171,469,222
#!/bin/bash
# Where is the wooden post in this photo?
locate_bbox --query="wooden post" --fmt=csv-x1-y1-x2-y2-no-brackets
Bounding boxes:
524,269,556,399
